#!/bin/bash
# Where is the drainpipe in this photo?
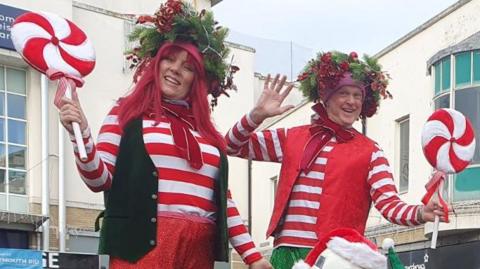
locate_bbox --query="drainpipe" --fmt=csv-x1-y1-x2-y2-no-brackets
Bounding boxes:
41,74,49,250
59,122,66,252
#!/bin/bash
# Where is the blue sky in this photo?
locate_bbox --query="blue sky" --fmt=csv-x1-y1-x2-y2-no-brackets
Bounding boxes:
213,0,458,79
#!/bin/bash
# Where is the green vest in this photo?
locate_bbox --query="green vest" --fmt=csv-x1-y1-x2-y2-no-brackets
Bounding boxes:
95,119,229,262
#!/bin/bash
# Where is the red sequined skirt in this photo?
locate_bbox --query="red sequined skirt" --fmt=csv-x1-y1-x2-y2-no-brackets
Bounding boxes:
109,212,216,269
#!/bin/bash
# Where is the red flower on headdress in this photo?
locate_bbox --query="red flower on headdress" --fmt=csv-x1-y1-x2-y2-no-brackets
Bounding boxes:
320,52,332,63
153,0,184,33
297,72,311,81
349,51,358,60
136,15,155,24
339,61,350,71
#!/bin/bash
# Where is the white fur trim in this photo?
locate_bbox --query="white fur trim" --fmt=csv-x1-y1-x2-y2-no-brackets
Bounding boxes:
382,238,395,250
292,260,319,269
327,237,387,269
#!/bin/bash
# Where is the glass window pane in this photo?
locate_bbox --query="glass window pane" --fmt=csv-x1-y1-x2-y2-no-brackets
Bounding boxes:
0,144,5,167
434,63,441,95
442,58,451,91
455,52,471,87
9,170,25,195
0,169,4,192
453,166,480,201
399,119,409,192
474,51,480,83
455,87,480,164
0,119,4,142
8,196,28,213
0,93,4,116
0,194,5,211
7,94,26,119
8,195,29,213
8,120,25,145
6,68,26,95
434,94,450,109
8,146,25,169
0,66,4,91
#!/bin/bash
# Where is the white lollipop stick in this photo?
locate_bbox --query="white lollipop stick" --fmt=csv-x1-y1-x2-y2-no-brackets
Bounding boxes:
431,215,440,249
430,179,444,249
64,83,87,161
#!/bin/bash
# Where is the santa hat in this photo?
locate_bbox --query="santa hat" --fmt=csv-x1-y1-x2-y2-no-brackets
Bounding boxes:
382,238,405,269
292,228,387,269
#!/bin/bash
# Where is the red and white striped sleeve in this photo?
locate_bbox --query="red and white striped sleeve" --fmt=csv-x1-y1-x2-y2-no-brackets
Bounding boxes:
226,190,262,265
70,105,122,192
368,146,422,226
225,113,286,162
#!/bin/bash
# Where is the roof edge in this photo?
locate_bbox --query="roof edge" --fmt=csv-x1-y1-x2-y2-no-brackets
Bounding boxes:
374,0,472,59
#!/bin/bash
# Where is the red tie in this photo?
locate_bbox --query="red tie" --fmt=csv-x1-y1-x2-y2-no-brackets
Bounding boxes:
161,101,203,170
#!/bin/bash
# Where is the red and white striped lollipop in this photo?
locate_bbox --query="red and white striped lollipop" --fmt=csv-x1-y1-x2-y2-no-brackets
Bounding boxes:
11,11,95,81
11,11,96,160
421,108,476,174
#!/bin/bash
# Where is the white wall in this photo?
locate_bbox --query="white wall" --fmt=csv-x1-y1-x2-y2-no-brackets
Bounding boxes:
2,0,73,17
212,44,256,222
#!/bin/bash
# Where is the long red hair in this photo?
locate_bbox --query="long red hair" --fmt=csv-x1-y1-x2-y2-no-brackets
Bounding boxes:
117,42,226,152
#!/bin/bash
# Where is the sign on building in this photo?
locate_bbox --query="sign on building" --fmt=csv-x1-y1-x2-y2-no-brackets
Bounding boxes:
0,248,42,269
0,249,105,269
0,4,27,51
396,241,480,269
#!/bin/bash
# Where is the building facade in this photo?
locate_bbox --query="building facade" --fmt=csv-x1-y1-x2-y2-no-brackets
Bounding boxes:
243,0,480,267
0,1,264,268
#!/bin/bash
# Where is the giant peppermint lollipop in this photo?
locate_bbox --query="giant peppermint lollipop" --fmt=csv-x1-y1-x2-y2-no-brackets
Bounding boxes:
421,108,476,248
11,11,96,160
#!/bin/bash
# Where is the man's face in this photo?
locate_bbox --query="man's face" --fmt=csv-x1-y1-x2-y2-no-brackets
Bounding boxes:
325,85,363,128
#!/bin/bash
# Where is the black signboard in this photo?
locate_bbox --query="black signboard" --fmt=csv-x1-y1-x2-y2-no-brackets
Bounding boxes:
43,252,104,269
0,4,27,51
396,241,480,269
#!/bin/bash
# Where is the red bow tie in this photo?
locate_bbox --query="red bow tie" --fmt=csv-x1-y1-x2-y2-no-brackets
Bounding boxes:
299,103,355,173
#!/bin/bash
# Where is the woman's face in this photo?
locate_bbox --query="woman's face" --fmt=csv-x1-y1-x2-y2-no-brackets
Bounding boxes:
159,49,195,100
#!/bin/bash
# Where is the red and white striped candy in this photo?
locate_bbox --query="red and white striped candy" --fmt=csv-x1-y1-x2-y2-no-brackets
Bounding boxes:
421,108,476,173
11,11,95,78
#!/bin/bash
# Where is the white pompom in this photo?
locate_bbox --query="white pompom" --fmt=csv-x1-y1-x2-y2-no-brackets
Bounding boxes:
382,238,395,250
292,260,312,269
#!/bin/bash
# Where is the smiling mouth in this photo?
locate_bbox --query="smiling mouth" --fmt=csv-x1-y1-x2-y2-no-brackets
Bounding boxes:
342,108,356,113
164,76,180,86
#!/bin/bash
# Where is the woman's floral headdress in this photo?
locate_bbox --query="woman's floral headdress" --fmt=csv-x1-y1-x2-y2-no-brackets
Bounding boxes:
126,0,238,107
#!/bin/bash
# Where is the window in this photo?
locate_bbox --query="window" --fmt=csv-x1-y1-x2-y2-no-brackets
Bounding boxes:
0,229,28,249
0,66,27,213
67,230,99,253
434,57,451,95
455,52,471,87
270,176,278,210
434,57,451,109
432,50,480,201
397,117,409,193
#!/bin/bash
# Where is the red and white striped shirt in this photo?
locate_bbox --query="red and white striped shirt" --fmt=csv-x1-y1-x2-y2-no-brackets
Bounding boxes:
226,113,422,248
70,105,261,264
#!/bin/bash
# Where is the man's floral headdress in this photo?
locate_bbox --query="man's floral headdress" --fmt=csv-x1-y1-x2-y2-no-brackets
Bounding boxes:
126,0,238,107
297,51,392,118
